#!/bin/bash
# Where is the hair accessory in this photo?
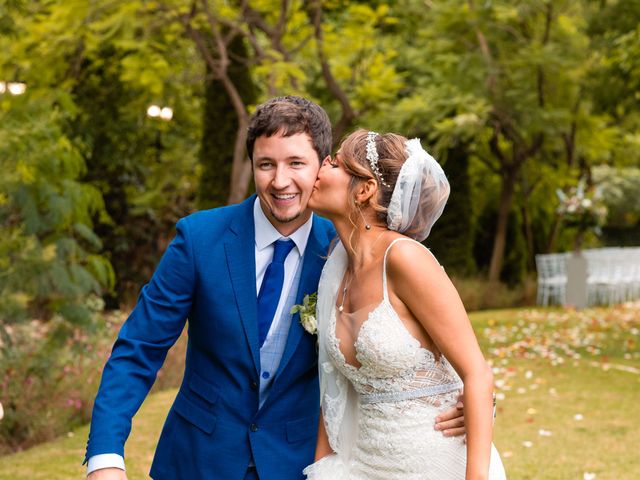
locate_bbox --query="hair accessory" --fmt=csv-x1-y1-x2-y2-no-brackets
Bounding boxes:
366,131,390,188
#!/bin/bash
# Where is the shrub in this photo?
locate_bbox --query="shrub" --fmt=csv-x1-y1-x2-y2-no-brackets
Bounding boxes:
0,310,186,455
452,274,537,311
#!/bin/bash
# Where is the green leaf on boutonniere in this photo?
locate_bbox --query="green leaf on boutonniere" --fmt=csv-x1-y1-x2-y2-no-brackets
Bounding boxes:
291,292,317,335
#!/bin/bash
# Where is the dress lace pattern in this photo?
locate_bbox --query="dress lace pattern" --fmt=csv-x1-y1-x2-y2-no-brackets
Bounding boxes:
304,239,506,480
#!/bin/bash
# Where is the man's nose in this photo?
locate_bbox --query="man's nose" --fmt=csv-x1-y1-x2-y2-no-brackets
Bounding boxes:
272,166,291,189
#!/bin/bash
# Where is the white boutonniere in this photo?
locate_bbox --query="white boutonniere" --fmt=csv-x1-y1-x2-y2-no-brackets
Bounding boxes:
291,292,317,335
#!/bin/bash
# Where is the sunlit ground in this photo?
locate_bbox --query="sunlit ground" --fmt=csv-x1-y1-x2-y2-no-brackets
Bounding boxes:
476,303,640,480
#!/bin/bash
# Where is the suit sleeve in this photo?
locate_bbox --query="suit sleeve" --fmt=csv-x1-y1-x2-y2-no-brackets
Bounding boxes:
85,218,195,461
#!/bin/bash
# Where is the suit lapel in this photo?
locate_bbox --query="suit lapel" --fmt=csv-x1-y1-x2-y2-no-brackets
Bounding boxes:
225,198,260,374
276,220,327,377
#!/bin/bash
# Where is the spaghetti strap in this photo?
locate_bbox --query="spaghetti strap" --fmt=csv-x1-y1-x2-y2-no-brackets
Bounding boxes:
382,238,442,302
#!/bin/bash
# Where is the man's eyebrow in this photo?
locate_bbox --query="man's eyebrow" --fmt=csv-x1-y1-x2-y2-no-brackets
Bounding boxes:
254,154,307,162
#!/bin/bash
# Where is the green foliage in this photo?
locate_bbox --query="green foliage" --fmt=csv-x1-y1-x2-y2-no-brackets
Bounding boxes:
321,3,404,112
0,94,114,326
2,0,203,306
587,3,640,165
383,0,640,281
247,0,405,132
593,165,640,227
70,41,200,305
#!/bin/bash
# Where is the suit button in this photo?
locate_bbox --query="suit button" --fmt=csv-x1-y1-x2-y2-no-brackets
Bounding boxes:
250,381,258,390
250,423,258,432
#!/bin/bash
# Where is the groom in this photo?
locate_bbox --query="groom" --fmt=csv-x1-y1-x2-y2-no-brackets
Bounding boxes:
85,96,466,479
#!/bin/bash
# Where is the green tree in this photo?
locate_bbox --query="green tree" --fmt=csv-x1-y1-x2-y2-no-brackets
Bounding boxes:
387,0,626,281
2,0,204,305
179,0,403,201
0,92,114,327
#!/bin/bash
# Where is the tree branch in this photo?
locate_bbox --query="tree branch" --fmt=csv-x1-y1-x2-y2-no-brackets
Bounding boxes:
468,0,497,93
476,154,502,175
276,0,290,38
537,2,553,108
489,125,509,168
563,93,581,167
525,132,545,159
200,0,229,71
306,0,356,144
242,2,276,38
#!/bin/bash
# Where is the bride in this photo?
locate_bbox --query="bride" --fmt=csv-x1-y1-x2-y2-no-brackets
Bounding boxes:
304,130,506,479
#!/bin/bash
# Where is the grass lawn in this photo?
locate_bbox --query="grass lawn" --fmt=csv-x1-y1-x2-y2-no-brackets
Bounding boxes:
0,304,638,479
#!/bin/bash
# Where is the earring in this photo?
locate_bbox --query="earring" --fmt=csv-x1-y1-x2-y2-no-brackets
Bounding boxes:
356,202,371,230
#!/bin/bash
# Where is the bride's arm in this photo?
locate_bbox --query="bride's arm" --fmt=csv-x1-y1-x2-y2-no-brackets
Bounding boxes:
314,409,334,461
387,241,494,480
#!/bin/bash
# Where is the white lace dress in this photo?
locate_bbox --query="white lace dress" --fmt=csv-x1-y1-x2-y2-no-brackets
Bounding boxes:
304,239,506,479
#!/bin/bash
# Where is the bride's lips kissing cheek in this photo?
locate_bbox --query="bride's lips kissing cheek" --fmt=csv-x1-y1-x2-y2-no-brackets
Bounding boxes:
309,155,351,217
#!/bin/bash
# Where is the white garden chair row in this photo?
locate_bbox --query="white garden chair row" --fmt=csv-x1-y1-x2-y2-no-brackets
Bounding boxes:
535,247,640,306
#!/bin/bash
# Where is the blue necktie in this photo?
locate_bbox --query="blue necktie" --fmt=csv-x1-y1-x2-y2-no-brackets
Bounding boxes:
257,239,295,347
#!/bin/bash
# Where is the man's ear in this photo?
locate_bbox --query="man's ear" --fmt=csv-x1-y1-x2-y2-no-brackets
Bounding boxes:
355,178,378,205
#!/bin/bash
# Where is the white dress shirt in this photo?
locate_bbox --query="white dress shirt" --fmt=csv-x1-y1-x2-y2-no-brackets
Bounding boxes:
253,197,312,342
87,198,313,476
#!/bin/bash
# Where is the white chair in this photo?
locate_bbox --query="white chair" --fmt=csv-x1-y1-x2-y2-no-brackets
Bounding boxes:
586,248,640,305
536,253,568,306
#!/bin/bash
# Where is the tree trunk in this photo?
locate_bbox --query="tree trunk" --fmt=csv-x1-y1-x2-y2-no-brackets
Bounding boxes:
545,215,561,253
488,168,517,283
520,203,536,272
183,19,254,206
227,121,252,205
199,34,256,209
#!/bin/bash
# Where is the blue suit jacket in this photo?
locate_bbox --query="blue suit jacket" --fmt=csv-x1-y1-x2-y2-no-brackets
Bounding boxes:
85,196,335,479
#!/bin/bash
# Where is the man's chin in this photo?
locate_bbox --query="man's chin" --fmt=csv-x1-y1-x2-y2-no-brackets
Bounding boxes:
271,211,302,224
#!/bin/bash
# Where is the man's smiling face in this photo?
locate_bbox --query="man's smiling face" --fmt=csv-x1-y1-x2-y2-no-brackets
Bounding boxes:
252,131,322,236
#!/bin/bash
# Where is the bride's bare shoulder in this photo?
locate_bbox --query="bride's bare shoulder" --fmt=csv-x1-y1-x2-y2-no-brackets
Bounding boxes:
386,238,441,270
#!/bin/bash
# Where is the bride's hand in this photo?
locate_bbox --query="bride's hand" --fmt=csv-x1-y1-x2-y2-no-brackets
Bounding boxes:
434,393,465,437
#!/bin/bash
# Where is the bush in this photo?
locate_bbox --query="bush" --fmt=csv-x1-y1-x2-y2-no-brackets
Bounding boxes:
452,274,537,311
0,310,186,455
0,316,103,454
